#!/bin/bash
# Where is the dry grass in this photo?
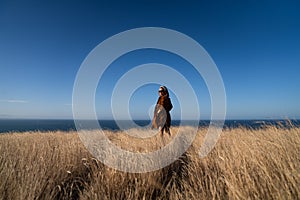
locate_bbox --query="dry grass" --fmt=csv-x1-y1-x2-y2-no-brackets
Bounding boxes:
0,125,299,199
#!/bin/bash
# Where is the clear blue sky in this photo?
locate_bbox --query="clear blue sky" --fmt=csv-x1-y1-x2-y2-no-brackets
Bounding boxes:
0,0,299,119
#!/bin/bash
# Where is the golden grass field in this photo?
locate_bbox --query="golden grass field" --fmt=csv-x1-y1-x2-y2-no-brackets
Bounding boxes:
0,124,299,200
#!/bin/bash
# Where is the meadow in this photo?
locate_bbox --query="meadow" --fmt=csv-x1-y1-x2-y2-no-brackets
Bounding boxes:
0,124,299,199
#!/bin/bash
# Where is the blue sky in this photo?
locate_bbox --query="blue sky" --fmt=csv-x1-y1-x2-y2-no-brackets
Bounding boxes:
0,0,299,119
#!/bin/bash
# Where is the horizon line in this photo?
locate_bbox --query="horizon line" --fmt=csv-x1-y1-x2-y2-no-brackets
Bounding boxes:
0,118,299,121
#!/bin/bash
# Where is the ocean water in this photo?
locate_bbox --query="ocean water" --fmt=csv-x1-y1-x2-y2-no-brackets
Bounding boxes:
0,119,299,133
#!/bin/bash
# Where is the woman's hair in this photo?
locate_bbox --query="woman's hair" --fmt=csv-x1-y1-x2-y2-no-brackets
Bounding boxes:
159,86,169,97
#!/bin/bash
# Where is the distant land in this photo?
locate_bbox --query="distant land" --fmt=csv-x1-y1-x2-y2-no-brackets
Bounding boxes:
0,119,299,133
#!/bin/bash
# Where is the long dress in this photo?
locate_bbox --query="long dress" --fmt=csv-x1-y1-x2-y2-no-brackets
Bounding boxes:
152,95,173,134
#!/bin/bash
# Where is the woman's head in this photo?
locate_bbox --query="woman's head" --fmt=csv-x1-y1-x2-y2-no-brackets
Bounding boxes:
158,86,169,97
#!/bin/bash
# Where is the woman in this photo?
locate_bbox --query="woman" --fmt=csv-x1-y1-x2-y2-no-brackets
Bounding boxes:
152,86,173,135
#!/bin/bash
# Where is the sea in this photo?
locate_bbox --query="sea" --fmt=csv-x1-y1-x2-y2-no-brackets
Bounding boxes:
0,119,299,133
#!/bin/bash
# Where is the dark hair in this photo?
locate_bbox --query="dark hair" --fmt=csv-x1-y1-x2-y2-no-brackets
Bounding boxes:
159,86,169,97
